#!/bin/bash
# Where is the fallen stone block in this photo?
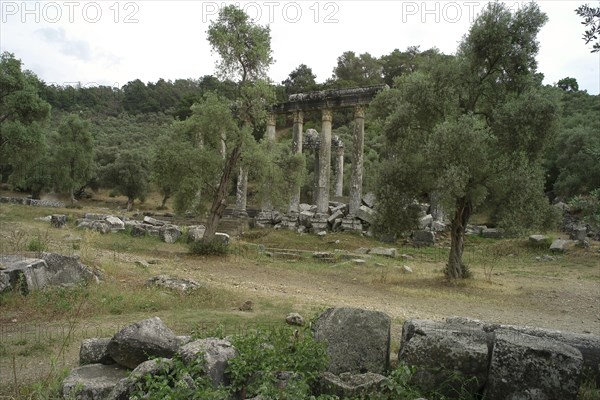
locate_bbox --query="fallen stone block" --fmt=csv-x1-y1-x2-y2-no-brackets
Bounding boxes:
313,307,391,374
316,372,386,398
107,317,179,369
61,363,128,400
80,338,114,365
177,338,237,387
485,330,583,400
369,247,397,258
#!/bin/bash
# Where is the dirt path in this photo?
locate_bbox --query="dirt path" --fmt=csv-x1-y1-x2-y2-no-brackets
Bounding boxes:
175,254,600,335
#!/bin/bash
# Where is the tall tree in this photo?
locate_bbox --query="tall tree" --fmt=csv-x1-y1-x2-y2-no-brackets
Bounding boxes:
282,64,318,94
331,51,383,87
557,77,579,92
100,150,150,211
0,52,51,185
370,2,559,280
200,5,274,242
51,114,94,203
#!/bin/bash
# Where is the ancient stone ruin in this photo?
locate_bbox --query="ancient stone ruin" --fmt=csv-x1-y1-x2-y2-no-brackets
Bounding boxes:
60,308,600,399
0,253,100,294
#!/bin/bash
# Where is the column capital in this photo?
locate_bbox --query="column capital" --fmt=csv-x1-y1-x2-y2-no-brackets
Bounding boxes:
354,105,365,119
267,113,276,126
293,110,304,124
322,108,333,122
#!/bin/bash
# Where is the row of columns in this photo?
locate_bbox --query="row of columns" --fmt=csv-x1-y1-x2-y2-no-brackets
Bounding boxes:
288,106,364,215
235,105,365,216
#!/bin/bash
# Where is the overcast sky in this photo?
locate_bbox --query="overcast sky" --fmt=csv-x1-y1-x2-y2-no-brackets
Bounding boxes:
1,0,599,94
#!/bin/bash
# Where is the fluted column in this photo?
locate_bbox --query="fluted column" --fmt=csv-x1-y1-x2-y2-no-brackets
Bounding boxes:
235,167,248,216
289,111,304,213
261,113,277,211
316,109,332,214
334,144,344,197
349,106,365,215
266,113,276,142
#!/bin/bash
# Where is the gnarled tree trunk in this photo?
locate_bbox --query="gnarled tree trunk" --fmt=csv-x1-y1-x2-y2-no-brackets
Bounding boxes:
203,142,243,242
447,196,472,279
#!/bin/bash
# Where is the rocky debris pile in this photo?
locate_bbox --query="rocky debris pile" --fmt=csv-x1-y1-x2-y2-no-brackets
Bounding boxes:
145,275,202,292
60,312,599,399
55,213,230,245
0,196,65,207
76,213,127,234
254,194,380,235
554,201,599,243
0,252,100,294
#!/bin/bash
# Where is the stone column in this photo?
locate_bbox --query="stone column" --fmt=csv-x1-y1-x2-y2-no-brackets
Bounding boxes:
266,113,276,142
261,114,277,211
235,167,248,216
289,111,304,213
334,143,344,197
349,106,365,215
313,148,320,204
316,109,332,214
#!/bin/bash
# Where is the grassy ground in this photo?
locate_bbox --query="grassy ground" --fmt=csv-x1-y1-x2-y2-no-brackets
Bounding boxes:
0,197,599,398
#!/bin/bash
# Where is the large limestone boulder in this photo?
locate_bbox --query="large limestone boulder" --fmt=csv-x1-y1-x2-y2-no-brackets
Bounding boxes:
398,319,489,396
312,307,391,374
0,253,99,294
159,224,182,243
485,330,583,400
477,320,600,387
80,338,114,365
61,363,128,400
0,256,49,294
355,205,376,225
40,252,100,286
107,317,179,369
177,338,237,387
187,225,206,242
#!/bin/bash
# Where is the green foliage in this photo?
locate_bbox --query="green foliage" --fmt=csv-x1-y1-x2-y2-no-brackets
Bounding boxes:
282,64,319,94
99,149,150,210
130,357,230,400
369,3,558,279
0,52,51,187
547,90,600,198
557,77,579,92
331,51,383,88
50,114,94,201
568,189,600,229
575,4,600,53
377,363,422,399
189,241,229,256
226,326,329,398
207,5,273,82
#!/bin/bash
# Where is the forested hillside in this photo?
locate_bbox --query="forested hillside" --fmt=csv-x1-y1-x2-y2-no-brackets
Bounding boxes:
1,41,598,218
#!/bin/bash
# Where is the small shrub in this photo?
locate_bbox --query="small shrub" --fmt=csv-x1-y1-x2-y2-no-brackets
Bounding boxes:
189,241,229,256
130,356,230,400
226,326,329,399
26,234,49,253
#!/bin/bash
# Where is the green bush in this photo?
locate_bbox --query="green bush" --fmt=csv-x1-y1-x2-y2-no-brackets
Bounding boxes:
226,326,329,399
189,241,229,256
130,357,230,400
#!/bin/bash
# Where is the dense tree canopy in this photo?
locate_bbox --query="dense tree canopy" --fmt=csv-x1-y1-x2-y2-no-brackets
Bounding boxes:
0,52,51,186
370,2,560,279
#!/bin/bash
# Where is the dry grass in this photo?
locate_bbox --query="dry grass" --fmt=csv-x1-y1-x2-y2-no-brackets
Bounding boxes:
1,200,599,397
